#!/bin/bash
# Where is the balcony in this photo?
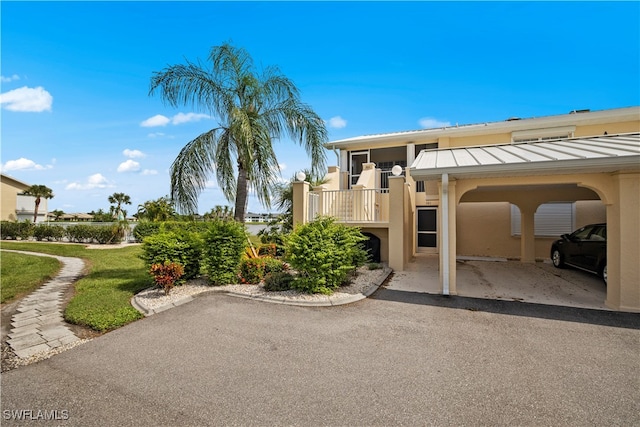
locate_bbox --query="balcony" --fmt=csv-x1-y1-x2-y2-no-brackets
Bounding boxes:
308,188,389,223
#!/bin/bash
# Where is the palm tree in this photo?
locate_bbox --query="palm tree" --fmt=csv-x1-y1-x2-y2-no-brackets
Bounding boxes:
51,209,65,221
108,192,131,220
136,196,176,222
149,43,327,222
23,185,54,223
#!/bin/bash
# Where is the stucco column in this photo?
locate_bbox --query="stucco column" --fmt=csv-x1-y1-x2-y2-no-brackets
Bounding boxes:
438,177,457,295
292,180,310,228
388,176,406,271
352,184,365,221
518,203,538,263
606,173,640,312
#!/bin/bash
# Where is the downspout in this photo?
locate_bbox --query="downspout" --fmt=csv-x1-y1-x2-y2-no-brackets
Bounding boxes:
332,145,339,167
442,173,450,296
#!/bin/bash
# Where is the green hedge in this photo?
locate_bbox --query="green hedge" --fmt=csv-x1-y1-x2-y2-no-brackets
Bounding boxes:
33,224,66,241
286,217,367,294
1,221,34,240
202,220,247,285
140,230,203,280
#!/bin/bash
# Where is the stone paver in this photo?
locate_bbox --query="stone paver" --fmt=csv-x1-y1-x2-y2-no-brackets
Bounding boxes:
3,250,85,359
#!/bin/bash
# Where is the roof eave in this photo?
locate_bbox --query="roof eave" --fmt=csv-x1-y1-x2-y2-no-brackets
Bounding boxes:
410,156,640,181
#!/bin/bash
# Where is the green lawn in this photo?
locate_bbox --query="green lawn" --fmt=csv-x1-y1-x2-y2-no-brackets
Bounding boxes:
1,251,61,303
0,242,150,331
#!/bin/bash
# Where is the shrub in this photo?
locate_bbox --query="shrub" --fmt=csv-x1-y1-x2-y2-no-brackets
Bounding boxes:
133,221,212,242
92,224,125,244
133,222,161,241
66,224,95,243
33,224,65,241
140,230,202,280
263,271,295,292
150,261,185,295
257,224,287,257
202,220,247,285
286,217,368,294
239,257,288,284
0,221,34,240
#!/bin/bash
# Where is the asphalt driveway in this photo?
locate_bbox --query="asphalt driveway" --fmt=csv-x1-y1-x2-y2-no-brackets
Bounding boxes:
1,291,639,426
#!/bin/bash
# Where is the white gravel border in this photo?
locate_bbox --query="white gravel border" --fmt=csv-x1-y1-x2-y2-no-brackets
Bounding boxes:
133,265,391,315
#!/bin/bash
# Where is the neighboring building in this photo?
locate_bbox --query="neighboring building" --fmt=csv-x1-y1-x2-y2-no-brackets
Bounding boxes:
245,212,276,223
47,213,95,222
1,174,32,222
293,106,640,311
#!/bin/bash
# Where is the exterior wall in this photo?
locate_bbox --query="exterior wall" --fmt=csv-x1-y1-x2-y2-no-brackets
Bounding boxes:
1,175,30,221
447,132,512,148
456,200,607,260
575,121,639,137
360,227,389,263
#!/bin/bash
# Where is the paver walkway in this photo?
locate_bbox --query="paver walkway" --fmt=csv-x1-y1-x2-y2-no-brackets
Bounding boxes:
4,250,85,359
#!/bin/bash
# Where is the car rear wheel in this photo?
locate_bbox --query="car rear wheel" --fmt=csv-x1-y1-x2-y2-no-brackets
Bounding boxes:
551,249,564,268
601,264,607,285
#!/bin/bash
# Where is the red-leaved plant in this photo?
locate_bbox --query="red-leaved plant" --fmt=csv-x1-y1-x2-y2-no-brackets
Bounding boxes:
149,261,185,295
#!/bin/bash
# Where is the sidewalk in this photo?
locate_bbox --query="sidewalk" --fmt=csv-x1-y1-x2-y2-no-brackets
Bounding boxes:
4,251,85,359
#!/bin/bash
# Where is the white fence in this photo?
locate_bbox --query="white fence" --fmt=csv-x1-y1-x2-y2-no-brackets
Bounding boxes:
308,189,389,223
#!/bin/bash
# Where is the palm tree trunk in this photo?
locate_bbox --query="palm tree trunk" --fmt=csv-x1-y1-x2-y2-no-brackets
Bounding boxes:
234,166,249,222
33,198,41,223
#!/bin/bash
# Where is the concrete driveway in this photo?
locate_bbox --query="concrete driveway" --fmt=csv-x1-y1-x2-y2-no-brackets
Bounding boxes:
388,254,608,310
1,290,638,426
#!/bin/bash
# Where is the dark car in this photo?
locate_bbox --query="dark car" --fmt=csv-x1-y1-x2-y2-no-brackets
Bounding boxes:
550,223,607,284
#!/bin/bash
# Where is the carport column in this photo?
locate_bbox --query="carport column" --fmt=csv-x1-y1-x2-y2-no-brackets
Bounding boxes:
292,180,310,228
518,202,538,263
605,172,640,312
388,176,406,271
439,174,457,295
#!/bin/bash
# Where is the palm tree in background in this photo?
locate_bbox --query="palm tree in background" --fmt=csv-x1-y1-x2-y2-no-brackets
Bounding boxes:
149,43,327,222
108,192,131,220
23,185,54,223
51,209,65,221
136,196,176,222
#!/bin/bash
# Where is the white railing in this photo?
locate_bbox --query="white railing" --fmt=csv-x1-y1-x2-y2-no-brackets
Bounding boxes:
308,188,389,223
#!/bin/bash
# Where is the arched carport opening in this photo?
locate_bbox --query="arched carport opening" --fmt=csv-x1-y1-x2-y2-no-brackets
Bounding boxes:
458,183,603,263
411,133,640,312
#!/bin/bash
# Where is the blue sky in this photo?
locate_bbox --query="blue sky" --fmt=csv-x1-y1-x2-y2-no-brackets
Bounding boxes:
2,1,639,215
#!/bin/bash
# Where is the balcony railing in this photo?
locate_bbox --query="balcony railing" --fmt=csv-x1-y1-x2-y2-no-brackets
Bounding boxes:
308,188,389,223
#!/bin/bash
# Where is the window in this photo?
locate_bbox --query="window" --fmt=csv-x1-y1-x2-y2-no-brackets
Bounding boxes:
511,202,575,237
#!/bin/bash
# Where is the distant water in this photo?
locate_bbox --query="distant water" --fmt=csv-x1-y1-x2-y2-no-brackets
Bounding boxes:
245,223,269,235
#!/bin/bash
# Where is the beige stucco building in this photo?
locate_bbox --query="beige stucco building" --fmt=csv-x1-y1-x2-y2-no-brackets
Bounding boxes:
293,106,640,312
1,174,31,222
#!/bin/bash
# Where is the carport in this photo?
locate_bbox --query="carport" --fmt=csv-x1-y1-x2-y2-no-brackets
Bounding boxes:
410,133,640,312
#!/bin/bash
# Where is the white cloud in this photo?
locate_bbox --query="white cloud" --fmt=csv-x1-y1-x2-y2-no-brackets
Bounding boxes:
328,116,347,129
140,114,170,127
65,173,113,190
418,117,451,129
117,159,140,173
279,163,287,171
147,132,165,138
142,112,210,128
1,74,20,83
123,149,145,158
1,157,51,171
172,112,210,125
141,169,158,176
0,86,53,112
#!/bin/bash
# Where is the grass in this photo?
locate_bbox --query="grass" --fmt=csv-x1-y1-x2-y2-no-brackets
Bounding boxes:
1,251,62,303
0,241,150,331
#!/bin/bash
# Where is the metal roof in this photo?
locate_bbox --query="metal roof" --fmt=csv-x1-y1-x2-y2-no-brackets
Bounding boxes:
410,133,640,180
327,106,640,149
